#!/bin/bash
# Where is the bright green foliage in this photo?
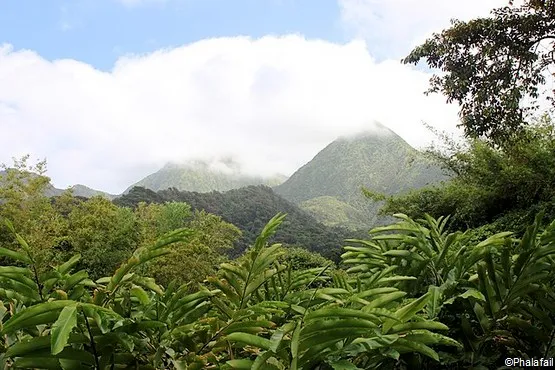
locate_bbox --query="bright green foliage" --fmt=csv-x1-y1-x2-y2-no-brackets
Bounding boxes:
0,156,67,268
134,201,192,247
0,156,52,225
279,246,336,271
345,212,555,368
51,305,78,355
134,201,241,286
0,217,209,369
203,213,454,369
0,160,243,286
147,209,242,287
0,213,458,369
0,158,146,279
2,212,554,368
62,197,139,280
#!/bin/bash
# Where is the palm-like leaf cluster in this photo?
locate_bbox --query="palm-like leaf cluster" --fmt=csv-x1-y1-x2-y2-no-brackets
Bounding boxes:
344,212,555,367
1,212,554,369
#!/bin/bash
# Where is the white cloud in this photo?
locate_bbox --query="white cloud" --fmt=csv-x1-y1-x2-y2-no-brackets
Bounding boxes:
0,36,460,194
338,0,508,59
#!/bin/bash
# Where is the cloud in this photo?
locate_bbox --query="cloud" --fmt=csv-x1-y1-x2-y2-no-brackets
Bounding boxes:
338,0,509,59
0,36,460,194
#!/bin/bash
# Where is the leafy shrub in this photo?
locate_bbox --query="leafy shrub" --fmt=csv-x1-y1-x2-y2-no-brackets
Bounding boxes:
1,213,554,369
382,120,555,234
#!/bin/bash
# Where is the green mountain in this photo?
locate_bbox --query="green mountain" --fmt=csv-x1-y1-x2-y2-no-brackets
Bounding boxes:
274,124,448,228
68,184,117,200
114,185,362,260
125,160,287,193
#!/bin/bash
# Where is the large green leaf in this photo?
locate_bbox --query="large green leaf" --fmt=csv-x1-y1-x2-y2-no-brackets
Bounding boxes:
51,305,78,355
328,360,363,369
5,335,88,357
0,246,32,264
2,301,77,334
225,332,272,350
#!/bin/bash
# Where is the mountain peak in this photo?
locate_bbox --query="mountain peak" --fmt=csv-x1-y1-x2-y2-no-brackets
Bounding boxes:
274,125,448,228
162,157,245,176
127,159,287,193
337,122,397,141
69,184,116,200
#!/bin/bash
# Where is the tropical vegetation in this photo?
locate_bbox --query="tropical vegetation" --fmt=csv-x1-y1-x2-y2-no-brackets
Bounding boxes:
1,209,554,369
2,0,555,368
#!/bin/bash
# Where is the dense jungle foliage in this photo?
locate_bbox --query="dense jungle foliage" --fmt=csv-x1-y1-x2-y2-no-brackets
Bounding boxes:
115,185,353,260
2,0,555,368
1,209,555,369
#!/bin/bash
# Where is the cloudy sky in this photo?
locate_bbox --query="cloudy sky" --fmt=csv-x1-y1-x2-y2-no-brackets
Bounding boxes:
0,0,506,193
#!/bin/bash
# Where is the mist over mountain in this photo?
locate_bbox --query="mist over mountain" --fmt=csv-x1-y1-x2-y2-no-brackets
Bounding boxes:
125,159,288,194
274,123,448,228
2,124,446,232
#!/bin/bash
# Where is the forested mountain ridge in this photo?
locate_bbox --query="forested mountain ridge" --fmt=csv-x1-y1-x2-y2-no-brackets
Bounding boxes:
125,160,287,193
274,124,448,228
114,185,358,259
1,125,447,233
2,125,445,232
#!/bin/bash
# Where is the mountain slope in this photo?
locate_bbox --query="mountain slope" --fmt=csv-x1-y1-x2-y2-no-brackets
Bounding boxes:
69,185,117,200
299,196,370,230
274,124,448,228
126,160,287,193
114,185,359,260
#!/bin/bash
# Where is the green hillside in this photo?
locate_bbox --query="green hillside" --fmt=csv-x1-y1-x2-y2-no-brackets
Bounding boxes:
68,184,117,199
125,160,287,193
274,124,448,228
299,196,370,230
114,185,360,260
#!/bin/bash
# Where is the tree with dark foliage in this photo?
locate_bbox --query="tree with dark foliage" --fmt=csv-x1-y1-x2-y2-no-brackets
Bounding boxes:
404,0,555,145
